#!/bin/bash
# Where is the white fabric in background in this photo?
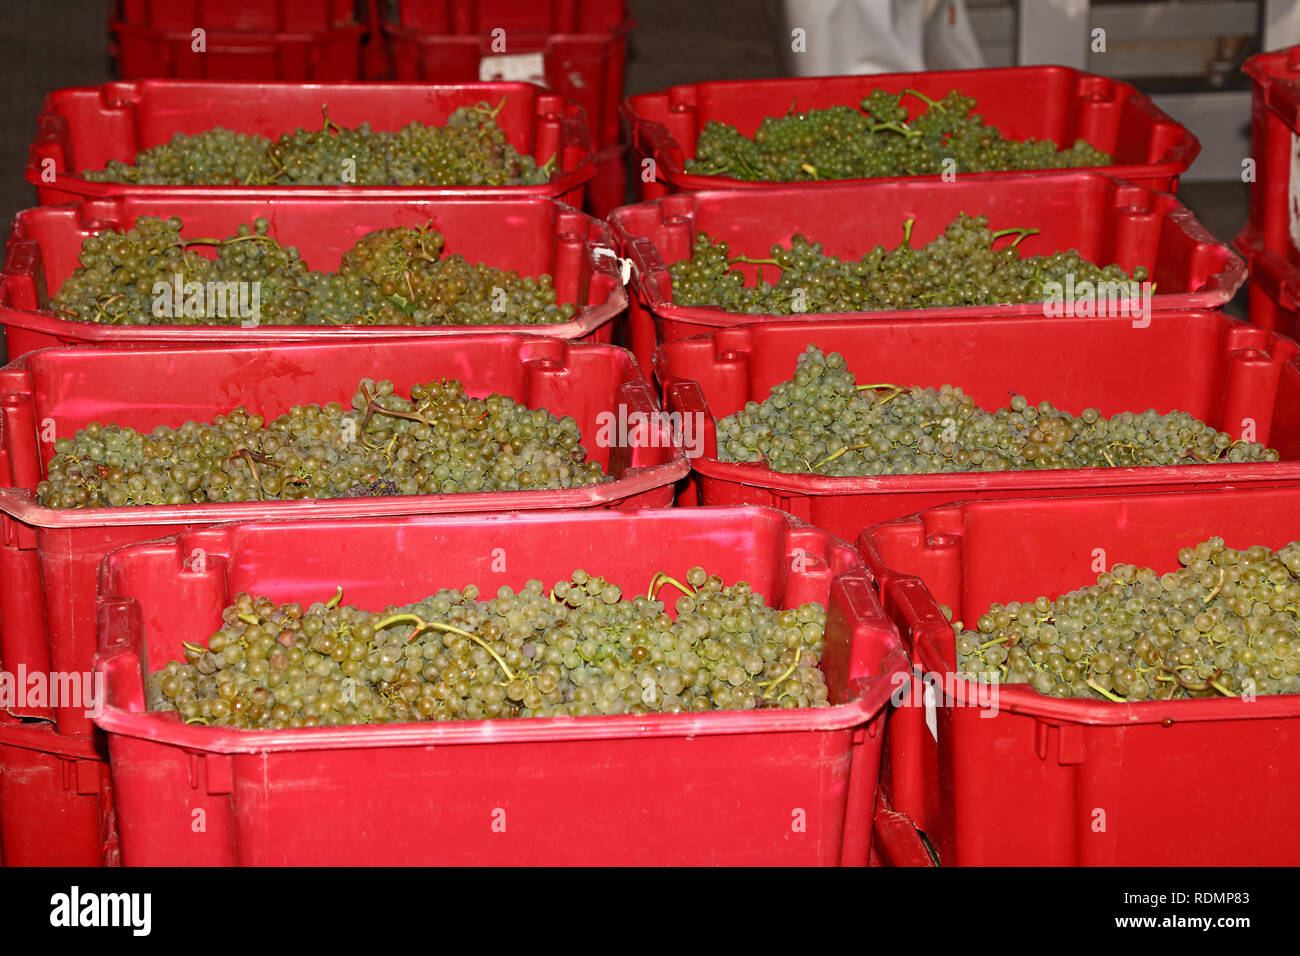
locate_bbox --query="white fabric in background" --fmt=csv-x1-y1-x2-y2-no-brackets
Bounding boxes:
775,0,986,75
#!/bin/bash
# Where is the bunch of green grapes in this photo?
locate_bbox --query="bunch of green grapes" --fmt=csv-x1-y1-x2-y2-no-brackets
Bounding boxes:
716,345,1278,475
686,88,1111,182
148,568,830,727
37,376,606,508
954,538,1300,701
84,102,553,187
53,216,576,327
671,213,1148,314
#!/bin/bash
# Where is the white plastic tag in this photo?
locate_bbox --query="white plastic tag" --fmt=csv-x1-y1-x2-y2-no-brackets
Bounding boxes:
480,52,547,85
923,676,938,742
594,247,633,285
1290,131,1300,254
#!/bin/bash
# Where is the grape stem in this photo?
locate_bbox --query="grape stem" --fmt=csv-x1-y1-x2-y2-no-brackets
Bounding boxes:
373,612,515,683
1203,567,1226,604
900,88,946,112
325,586,344,609
812,441,871,469
800,163,820,180
902,217,916,247
990,227,1039,249
758,646,802,699
1085,677,1126,702
648,572,695,601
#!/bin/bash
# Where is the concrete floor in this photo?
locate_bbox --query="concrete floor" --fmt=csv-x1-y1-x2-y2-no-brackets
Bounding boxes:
0,0,1253,355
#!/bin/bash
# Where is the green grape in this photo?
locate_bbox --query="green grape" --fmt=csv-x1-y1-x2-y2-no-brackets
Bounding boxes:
957,537,1300,701
35,377,606,508
147,569,832,726
52,216,577,328
671,213,1149,315
84,103,555,187
686,87,1111,182
714,345,1279,476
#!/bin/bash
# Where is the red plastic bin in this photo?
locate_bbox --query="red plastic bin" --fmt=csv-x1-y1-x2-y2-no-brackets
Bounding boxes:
1237,231,1300,342
858,485,1300,866
655,311,1300,542
26,80,595,208
610,173,1244,374
622,66,1198,201
0,717,116,867
93,506,909,866
586,142,629,219
0,335,686,736
111,21,366,82
118,0,358,31
384,0,633,150
1236,46,1300,269
0,195,627,361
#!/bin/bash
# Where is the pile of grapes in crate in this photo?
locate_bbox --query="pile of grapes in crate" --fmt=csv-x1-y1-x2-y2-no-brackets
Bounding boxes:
686,88,1112,183
54,215,577,328
38,375,606,507
715,345,1278,476
84,102,555,187
10,23,1294,871
150,567,830,727
671,214,1150,314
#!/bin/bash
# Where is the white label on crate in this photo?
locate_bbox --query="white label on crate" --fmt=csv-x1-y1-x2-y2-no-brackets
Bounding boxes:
479,52,547,85
1290,131,1300,253
923,674,938,742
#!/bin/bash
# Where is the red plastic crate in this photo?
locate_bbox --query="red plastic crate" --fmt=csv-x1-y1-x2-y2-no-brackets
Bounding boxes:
119,0,358,31
1236,46,1300,269
384,0,632,149
586,142,628,218
93,506,909,866
655,311,1300,542
623,66,1198,201
1237,232,1300,341
0,195,626,361
610,173,1244,373
26,80,595,208
869,793,934,867
112,22,366,81
858,485,1300,866
0,336,686,736
0,717,116,867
